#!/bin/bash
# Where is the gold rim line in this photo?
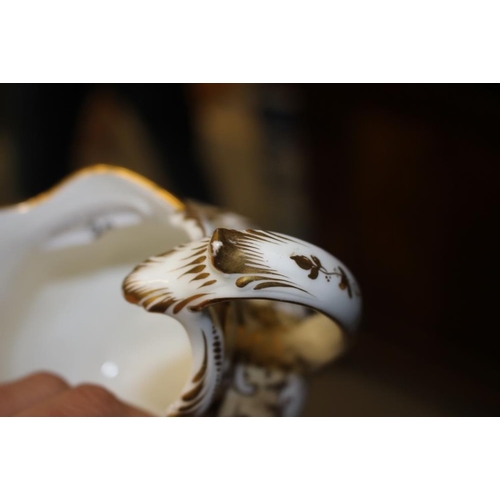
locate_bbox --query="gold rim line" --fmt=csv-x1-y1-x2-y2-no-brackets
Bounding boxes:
2,164,186,213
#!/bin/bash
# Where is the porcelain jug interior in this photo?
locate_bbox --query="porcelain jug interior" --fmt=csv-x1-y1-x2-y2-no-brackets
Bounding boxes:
0,167,202,414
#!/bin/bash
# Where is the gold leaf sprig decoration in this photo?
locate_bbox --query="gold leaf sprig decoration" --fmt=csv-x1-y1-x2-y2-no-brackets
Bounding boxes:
290,255,353,298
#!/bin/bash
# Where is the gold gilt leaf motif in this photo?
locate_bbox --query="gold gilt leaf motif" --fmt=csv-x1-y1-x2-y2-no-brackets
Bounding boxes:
198,279,217,289
210,229,277,275
190,273,210,282
290,254,355,298
177,256,207,268
209,229,310,294
173,293,209,314
290,255,313,270
235,276,291,288
123,240,217,314
179,264,206,277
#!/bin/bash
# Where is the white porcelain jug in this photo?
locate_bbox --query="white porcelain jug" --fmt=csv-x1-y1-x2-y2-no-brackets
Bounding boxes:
0,166,362,416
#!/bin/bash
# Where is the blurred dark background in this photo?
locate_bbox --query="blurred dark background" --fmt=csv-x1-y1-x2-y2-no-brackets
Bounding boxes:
1,84,498,416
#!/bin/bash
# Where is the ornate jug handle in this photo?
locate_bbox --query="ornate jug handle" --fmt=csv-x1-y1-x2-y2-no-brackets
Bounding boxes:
123,228,362,416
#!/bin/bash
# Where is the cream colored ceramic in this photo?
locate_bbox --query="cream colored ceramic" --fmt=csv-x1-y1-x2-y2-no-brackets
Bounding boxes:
0,166,362,416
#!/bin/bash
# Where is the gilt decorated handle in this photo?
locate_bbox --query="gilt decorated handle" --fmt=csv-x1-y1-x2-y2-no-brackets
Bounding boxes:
123,228,362,416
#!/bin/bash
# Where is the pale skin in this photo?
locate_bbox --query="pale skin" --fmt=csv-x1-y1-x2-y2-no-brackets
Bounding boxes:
0,372,151,416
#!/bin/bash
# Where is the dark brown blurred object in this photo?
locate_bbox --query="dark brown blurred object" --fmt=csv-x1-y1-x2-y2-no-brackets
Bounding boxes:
6,84,211,202
303,85,500,415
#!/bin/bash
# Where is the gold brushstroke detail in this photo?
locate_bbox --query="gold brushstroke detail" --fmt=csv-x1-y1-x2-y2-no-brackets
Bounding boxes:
254,282,308,293
338,267,353,298
182,380,205,402
178,398,204,413
178,331,211,414
181,248,206,259
198,279,217,289
245,230,281,244
142,293,166,309
260,230,296,243
190,272,210,282
193,332,208,382
209,228,284,277
179,264,206,277
177,256,206,269
173,293,208,313
236,276,292,288
124,292,139,305
155,249,176,258
149,297,176,313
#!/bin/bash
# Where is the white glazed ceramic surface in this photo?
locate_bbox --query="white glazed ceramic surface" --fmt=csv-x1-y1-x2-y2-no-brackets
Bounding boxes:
0,166,362,416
